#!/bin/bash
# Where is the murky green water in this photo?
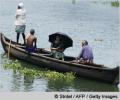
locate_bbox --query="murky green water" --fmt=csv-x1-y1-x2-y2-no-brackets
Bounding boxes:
0,0,119,91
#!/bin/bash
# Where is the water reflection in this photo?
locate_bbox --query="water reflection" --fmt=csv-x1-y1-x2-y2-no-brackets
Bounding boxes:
46,79,74,92
72,78,118,92
11,71,23,91
23,75,34,92
46,78,118,92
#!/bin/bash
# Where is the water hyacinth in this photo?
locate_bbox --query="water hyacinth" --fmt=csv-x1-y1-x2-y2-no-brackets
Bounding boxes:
111,1,120,7
3,59,75,82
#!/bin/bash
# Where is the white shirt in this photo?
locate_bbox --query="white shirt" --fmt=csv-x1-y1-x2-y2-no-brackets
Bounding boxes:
15,8,26,25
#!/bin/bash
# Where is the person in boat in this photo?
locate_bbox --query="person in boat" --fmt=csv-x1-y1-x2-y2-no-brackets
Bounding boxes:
26,29,37,53
77,40,94,63
51,35,64,60
15,2,26,44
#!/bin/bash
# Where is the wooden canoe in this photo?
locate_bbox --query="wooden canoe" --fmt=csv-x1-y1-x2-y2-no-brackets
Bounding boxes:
0,33,119,84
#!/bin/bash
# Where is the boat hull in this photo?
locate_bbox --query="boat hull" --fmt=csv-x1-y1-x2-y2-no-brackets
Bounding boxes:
0,33,119,84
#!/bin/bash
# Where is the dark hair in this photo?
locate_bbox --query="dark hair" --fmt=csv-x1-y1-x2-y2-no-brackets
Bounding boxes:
84,40,88,45
18,6,21,9
30,29,35,35
82,40,88,46
56,35,60,38
56,35,62,42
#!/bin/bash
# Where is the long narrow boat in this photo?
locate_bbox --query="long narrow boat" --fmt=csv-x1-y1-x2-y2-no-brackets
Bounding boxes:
0,33,119,84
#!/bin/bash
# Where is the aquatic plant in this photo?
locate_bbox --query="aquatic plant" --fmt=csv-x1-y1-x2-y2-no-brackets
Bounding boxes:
3,59,75,82
92,1,120,7
111,1,120,7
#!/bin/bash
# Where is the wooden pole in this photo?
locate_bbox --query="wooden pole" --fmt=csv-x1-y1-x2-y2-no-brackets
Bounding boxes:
8,40,11,58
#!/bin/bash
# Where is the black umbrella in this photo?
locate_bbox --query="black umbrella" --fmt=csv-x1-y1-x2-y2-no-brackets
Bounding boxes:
49,32,73,49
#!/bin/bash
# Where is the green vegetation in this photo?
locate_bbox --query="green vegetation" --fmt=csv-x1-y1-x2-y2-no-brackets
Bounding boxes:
92,1,120,7
111,1,120,7
3,59,75,82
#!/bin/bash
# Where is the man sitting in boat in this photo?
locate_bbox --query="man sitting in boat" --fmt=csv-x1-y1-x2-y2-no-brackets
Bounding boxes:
77,40,94,63
51,36,64,60
26,29,37,53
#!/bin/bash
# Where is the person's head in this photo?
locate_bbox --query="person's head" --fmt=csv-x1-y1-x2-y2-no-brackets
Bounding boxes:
54,35,61,44
56,35,61,41
81,40,88,47
18,2,24,9
30,29,35,35
84,40,88,45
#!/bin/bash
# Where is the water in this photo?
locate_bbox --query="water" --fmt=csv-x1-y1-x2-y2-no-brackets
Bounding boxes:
0,0,119,92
